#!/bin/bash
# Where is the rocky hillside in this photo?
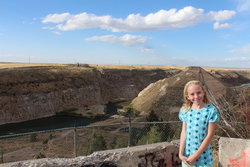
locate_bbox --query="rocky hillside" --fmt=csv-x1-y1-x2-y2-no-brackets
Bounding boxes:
209,69,250,86
131,66,244,120
0,65,180,125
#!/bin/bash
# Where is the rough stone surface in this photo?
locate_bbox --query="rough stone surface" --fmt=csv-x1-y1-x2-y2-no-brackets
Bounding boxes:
219,137,250,167
1,142,181,167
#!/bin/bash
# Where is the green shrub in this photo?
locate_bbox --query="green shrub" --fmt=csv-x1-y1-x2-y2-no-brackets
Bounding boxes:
85,131,107,155
137,125,163,145
122,105,140,117
30,134,38,142
110,136,127,149
42,138,49,144
36,152,46,159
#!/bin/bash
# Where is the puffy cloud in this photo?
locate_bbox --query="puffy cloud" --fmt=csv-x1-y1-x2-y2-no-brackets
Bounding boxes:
229,44,250,54
85,34,149,46
207,10,236,21
42,13,71,23
56,13,114,31
213,22,231,29
42,6,236,32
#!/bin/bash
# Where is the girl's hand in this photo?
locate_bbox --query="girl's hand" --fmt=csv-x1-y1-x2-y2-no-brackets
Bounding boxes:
187,153,199,163
179,155,192,167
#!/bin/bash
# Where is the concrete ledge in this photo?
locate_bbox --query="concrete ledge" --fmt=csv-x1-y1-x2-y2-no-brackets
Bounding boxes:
219,137,250,167
0,141,181,167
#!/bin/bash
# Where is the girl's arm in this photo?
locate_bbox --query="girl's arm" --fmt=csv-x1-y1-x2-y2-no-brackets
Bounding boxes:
187,122,216,163
179,122,191,166
179,121,186,158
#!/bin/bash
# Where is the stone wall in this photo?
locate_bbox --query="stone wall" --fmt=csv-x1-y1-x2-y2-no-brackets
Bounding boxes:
219,137,250,167
1,142,181,167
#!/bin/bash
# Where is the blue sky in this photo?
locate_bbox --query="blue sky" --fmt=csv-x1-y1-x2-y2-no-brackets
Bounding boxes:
0,0,250,68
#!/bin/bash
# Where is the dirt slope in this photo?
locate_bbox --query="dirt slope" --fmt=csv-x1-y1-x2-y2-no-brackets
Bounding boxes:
131,66,231,120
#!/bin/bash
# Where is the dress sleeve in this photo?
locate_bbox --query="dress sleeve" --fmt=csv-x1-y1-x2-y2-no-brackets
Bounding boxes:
208,107,219,123
178,107,187,122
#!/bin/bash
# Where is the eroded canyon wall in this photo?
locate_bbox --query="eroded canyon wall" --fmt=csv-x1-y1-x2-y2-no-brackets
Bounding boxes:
0,66,179,125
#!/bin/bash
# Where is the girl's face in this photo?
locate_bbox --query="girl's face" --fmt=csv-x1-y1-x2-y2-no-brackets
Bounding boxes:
186,84,205,105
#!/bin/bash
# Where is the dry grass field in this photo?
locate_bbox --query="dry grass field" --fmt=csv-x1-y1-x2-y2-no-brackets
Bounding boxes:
0,62,65,68
1,62,250,71
0,62,66,69
0,62,186,70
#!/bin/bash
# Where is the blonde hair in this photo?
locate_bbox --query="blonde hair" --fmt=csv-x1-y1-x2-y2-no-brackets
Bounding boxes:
182,80,209,112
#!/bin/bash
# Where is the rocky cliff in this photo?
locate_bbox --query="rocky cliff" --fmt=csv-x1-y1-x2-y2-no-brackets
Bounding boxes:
0,65,180,125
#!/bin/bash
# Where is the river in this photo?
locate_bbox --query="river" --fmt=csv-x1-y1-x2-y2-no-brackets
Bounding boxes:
0,102,119,136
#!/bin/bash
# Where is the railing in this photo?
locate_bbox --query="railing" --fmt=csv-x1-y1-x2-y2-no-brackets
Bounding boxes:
0,120,182,163
0,120,248,164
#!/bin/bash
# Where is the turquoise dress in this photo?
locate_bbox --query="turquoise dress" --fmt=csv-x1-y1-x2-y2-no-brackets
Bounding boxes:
179,104,219,166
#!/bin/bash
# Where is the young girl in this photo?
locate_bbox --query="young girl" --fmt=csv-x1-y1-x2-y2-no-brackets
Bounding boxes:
179,80,219,167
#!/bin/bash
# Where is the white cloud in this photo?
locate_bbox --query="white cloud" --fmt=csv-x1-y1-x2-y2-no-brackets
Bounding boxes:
213,22,231,29
42,13,71,23
234,0,250,12
42,6,236,32
85,34,149,46
207,10,236,21
229,44,250,54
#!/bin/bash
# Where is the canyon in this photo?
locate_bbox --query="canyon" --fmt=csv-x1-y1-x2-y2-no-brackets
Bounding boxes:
0,64,179,125
0,63,250,163
0,63,250,126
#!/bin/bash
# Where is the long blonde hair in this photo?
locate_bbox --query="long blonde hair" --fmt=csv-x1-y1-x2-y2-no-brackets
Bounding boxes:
182,80,209,112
